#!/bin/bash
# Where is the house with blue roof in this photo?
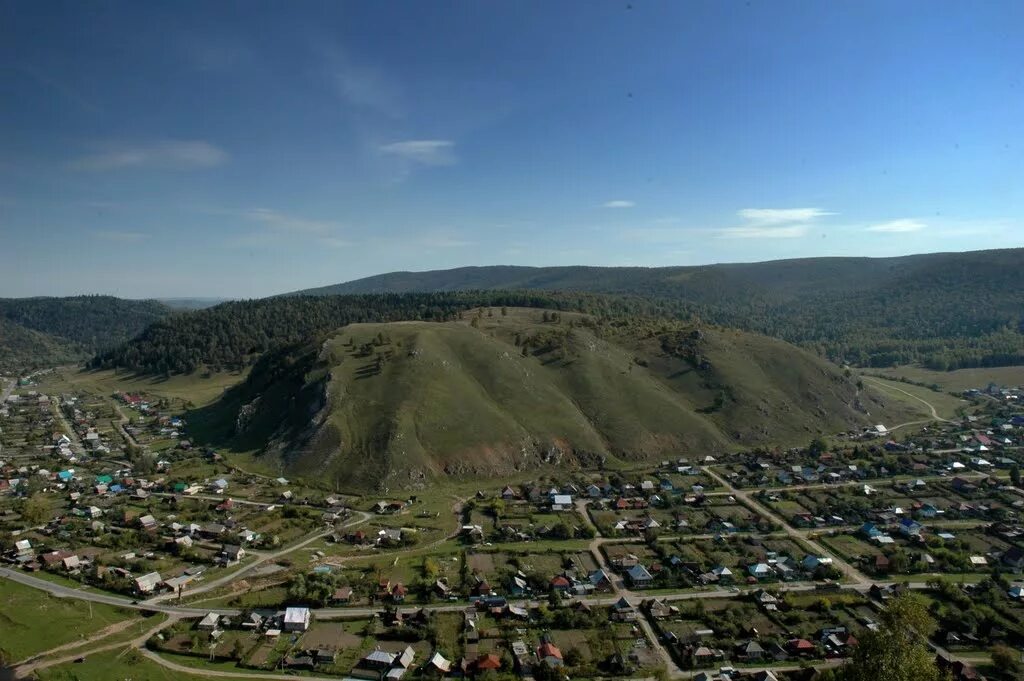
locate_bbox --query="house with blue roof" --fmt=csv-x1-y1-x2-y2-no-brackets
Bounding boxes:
860,522,882,539
899,518,923,538
626,564,653,588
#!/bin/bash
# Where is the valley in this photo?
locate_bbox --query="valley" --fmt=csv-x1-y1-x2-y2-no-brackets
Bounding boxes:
2,336,1021,681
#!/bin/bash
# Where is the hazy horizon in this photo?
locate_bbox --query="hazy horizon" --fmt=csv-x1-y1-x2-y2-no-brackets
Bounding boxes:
2,1,1022,298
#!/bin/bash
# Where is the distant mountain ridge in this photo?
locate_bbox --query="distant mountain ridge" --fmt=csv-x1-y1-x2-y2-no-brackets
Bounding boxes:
288,248,1024,370
0,295,171,371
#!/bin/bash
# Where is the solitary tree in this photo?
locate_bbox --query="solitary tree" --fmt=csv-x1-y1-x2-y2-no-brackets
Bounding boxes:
836,593,945,681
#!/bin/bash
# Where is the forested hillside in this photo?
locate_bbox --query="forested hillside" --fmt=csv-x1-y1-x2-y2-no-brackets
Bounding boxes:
91,291,630,374
293,248,1024,370
0,296,171,370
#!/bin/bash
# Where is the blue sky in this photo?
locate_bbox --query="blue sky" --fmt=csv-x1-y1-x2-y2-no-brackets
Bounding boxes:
1,1,1022,298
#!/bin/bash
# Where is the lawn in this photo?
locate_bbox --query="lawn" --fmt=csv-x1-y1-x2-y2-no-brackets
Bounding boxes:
860,375,967,420
872,365,1024,392
34,649,216,681
37,367,248,409
0,579,135,664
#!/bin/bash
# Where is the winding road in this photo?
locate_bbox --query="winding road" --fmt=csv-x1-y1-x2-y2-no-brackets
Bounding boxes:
862,376,956,425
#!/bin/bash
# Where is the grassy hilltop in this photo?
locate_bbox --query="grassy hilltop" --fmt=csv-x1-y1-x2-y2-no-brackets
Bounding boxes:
195,308,911,491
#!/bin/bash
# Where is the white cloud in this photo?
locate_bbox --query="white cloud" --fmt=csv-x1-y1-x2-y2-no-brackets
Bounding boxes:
718,225,809,239
92,230,149,242
70,141,227,171
244,208,338,235
379,140,456,166
713,206,833,239
737,208,833,224
603,200,635,208
865,218,926,233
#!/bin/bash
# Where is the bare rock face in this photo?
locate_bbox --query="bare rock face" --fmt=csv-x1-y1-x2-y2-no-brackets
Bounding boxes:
235,397,261,434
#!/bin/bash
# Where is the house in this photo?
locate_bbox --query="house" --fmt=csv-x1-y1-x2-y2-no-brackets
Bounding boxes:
549,575,572,591
390,583,407,602
283,606,311,632
333,586,353,604
626,564,653,588
221,544,245,564
362,649,398,671
787,638,815,656
748,563,771,579
899,518,924,538
737,640,766,661
611,596,637,621
472,653,502,674
198,612,220,630
550,494,573,510
461,524,485,544
428,652,453,674
1004,546,1024,571
589,568,613,592
135,571,162,594
138,514,158,532
537,642,563,667
860,522,882,539
377,528,403,546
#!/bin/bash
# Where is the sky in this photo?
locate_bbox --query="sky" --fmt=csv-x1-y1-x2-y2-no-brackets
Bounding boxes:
1,1,1022,298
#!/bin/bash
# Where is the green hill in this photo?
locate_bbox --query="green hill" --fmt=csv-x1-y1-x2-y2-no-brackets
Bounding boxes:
290,249,1024,370
193,308,913,491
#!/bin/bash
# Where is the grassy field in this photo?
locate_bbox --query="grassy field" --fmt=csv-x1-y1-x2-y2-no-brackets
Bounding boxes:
36,366,248,407
860,375,967,420
0,579,135,664
33,649,216,681
873,365,1024,392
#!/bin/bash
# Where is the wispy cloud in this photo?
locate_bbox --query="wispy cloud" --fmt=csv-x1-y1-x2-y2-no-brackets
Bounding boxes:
244,208,338,235
603,200,635,209
737,208,833,224
717,225,810,239
717,206,833,239
865,218,926,233
70,141,228,171
379,140,456,166
92,230,149,242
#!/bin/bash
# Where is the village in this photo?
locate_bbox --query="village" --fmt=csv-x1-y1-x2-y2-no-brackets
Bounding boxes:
2,370,1024,681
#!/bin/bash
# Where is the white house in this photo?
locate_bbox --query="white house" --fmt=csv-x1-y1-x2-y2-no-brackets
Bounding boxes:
283,606,311,632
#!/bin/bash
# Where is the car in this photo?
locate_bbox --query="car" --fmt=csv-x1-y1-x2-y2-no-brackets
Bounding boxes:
74,657,86,663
